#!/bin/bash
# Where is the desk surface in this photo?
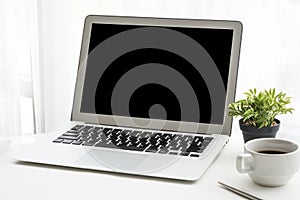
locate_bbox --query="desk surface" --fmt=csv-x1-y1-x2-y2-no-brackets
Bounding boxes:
1,124,299,200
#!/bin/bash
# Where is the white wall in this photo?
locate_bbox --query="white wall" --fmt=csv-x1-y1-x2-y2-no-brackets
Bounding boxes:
39,0,300,137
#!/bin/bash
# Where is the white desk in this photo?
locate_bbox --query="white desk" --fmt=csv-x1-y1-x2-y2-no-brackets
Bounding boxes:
1,125,299,200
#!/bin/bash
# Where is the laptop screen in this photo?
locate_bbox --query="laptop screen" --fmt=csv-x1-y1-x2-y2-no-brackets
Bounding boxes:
80,23,233,125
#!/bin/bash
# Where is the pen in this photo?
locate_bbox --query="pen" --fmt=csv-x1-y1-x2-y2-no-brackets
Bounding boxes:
218,181,264,200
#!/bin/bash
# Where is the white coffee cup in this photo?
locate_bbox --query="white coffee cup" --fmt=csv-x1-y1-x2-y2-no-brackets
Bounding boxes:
236,138,300,186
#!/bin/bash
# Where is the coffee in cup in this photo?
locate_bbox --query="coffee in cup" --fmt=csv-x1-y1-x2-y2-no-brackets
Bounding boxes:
236,138,300,186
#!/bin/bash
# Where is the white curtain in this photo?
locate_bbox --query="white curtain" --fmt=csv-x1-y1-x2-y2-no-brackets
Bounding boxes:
0,0,37,138
0,0,22,138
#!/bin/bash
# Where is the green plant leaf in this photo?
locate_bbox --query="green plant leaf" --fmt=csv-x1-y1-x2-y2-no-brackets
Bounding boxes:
227,88,294,128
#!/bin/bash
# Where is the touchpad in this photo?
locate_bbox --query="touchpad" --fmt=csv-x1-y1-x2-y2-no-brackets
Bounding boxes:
75,149,178,173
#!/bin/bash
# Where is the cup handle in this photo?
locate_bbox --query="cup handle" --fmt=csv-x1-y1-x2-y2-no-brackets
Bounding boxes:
236,153,254,173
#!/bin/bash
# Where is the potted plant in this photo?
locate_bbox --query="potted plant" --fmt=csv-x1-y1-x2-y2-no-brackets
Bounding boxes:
228,88,294,143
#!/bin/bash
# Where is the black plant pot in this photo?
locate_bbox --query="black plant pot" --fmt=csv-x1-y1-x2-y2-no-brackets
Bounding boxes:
239,119,280,143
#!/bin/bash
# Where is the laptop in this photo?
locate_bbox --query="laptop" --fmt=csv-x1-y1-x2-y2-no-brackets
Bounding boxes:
13,15,242,181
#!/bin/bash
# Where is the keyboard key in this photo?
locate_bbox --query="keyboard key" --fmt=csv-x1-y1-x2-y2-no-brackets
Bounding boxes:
173,135,183,141
153,132,162,138
80,136,90,142
53,138,64,143
130,131,142,137
193,136,203,143
196,149,204,153
121,145,145,152
63,132,79,137
93,127,102,132
204,137,213,141
178,142,189,148
183,135,193,141
59,135,79,140
158,149,169,154
186,147,200,153
190,154,200,158
67,129,80,133
111,129,121,134
180,152,190,156
82,126,93,132
202,137,213,145
170,146,181,151
71,125,83,130
62,139,74,144
169,152,178,155
102,128,112,133
146,149,158,153
72,140,83,145
162,133,174,140
159,141,168,147
145,144,157,151
140,131,151,138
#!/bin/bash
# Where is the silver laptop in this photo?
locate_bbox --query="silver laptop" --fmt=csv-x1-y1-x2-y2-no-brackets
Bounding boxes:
14,15,242,181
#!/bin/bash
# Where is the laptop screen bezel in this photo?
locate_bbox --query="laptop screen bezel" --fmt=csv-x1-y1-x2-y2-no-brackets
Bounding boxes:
71,15,242,135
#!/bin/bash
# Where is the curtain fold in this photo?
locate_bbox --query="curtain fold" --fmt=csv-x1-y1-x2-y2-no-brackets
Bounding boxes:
29,0,45,134
0,0,38,138
0,0,22,138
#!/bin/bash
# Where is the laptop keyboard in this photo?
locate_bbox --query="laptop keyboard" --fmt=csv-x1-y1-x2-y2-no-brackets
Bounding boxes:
52,125,214,158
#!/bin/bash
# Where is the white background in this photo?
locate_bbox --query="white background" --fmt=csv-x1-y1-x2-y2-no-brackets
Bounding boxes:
37,0,300,141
